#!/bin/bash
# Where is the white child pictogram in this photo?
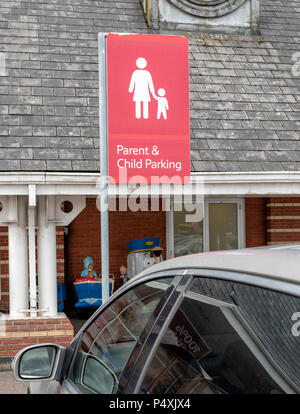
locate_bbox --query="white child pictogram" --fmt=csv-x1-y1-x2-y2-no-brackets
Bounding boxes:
156,88,169,120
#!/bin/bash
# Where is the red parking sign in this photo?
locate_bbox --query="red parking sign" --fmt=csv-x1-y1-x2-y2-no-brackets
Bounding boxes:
106,33,190,184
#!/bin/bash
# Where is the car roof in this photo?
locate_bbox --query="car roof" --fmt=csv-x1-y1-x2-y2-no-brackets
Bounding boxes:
135,244,300,285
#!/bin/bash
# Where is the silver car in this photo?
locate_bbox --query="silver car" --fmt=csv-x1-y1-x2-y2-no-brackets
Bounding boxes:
13,245,300,394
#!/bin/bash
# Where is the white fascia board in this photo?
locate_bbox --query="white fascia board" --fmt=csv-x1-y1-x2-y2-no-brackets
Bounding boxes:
0,171,299,196
197,172,300,196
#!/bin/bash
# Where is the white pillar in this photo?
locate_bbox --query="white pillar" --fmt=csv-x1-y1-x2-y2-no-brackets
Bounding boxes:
37,195,57,317
9,196,28,319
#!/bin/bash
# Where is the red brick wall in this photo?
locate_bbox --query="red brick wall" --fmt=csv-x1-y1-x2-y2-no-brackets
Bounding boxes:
6,196,299,311
65,198,166,307
0,228,8,311
0,316,73,358
267,197,300,245
0,199,166,311
245,198,267,248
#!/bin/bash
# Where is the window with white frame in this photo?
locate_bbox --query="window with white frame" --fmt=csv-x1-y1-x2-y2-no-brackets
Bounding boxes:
168,198,245,258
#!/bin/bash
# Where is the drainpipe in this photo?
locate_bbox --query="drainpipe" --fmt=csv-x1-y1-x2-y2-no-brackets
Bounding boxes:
37,195,57,317
28,185,37,317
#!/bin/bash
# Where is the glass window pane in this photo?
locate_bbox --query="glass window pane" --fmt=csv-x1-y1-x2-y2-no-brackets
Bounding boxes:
173,204,203,257
70,278,173,394
140,285,288,394
82,356,117,394
209,203,238,251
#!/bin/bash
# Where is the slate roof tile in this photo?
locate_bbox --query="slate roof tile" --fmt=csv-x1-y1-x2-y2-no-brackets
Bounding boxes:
0,0,300,172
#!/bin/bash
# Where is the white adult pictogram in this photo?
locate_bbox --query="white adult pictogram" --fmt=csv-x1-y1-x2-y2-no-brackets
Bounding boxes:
156,88,169,120
128,57,157,119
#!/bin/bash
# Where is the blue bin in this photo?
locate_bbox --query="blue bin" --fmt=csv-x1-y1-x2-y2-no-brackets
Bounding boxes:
74,281,113,309
57,283,66,312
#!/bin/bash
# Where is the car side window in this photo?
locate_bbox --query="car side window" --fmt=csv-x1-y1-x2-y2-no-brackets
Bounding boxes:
69,278,173,394
140,295,285,394
190,277,300,391
139,277,300,394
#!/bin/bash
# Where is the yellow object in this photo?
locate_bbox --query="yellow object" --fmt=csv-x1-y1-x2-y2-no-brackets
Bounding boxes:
146,0,150,25
145,241,154,246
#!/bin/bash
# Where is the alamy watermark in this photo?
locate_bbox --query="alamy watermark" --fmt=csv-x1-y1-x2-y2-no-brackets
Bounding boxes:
0,53,6,77
292,312,300,337
95,172,205,223
292,52,300,77
0,312,6,337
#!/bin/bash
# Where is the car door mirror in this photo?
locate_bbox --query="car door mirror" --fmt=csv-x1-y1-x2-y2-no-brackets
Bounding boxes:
82,354,118,394
13,344,63,382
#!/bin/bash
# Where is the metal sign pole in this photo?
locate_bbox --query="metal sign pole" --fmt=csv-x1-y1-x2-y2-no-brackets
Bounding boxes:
98,33,110,304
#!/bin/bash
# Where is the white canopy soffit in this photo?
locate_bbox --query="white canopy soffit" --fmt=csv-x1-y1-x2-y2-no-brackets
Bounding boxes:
0,172,299,197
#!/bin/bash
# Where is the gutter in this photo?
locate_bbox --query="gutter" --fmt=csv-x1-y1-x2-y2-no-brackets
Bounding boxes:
0,171,298,196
